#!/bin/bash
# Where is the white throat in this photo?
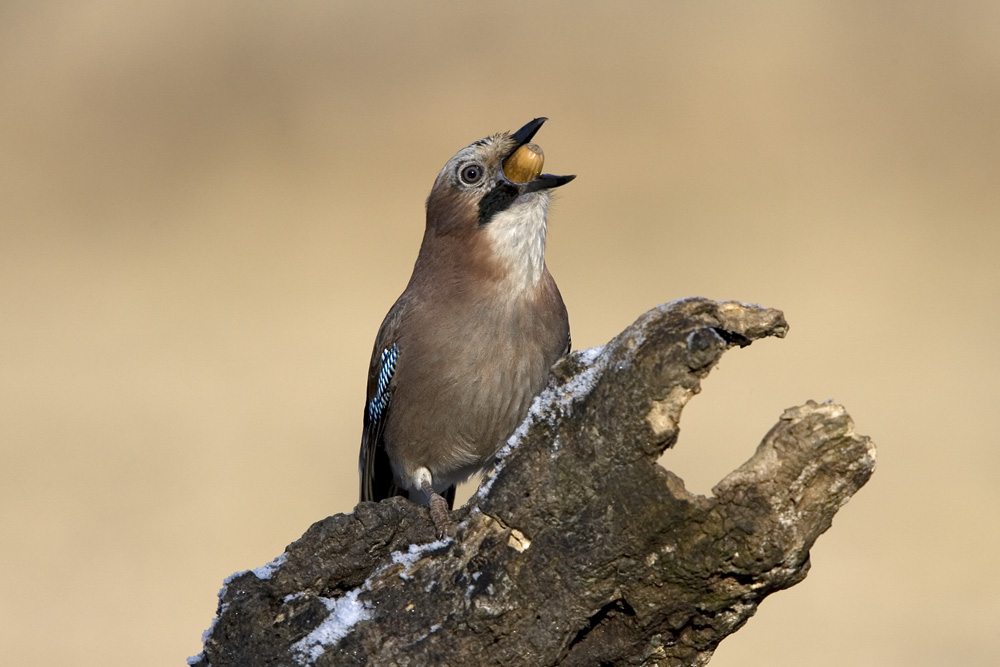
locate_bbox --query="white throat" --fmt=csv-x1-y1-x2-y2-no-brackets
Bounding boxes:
484,192,550,293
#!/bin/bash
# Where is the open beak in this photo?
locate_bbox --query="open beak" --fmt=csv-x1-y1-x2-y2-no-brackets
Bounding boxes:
503,117,576,193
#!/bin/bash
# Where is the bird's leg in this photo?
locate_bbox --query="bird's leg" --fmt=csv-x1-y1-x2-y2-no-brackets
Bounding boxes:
416,467,454,538
423,482,454,538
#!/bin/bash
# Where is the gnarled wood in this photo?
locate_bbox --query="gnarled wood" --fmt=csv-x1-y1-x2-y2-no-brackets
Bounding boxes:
190,298,876,667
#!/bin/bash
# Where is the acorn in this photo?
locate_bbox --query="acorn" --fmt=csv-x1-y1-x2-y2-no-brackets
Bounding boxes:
503,143,545,183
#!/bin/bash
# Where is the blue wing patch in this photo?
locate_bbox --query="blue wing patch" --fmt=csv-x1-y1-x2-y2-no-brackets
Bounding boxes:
367,344,399,424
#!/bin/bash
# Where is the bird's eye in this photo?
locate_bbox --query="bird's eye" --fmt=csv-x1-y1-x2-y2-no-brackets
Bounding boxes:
460,164,484,185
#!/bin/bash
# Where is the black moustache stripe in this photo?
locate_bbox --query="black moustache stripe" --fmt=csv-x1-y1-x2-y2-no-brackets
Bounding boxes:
477,182,520,226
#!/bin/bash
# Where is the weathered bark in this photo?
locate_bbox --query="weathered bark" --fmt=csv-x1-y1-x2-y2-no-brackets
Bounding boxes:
191,298,876,667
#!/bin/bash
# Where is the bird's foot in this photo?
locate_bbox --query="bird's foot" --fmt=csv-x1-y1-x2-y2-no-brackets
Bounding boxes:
422,480,455,539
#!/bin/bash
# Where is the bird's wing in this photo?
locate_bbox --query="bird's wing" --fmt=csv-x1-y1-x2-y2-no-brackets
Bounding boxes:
359,297,409,503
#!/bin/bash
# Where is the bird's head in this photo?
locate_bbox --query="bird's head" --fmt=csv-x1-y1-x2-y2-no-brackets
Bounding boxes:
423,118,575,289
426,117,575,233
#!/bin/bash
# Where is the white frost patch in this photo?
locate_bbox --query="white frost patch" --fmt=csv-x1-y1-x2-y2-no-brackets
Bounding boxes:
220,551,286,587
477,345,607,500
291,588,371,665
251,552,287,580
575,344,604,365
413,623,442,643
557,345,605,401
187,596,230,664
289,536,451,663
391,538,452,580
464,570,483,601
191,552,290,663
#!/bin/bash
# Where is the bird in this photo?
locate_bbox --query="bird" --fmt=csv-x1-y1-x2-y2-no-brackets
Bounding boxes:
358,117,574,536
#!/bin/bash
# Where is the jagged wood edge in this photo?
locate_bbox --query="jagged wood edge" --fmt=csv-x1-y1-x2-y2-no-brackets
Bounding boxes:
193,298,875,667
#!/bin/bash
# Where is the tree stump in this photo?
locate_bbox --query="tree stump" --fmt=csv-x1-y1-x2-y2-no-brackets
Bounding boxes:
191,298,876,667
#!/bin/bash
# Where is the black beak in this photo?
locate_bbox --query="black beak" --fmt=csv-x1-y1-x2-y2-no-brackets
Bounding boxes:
504,117,576,192
521,172,576,192
510,117,548,148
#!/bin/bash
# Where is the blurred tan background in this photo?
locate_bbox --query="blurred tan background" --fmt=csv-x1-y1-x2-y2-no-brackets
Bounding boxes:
2,1,998,665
